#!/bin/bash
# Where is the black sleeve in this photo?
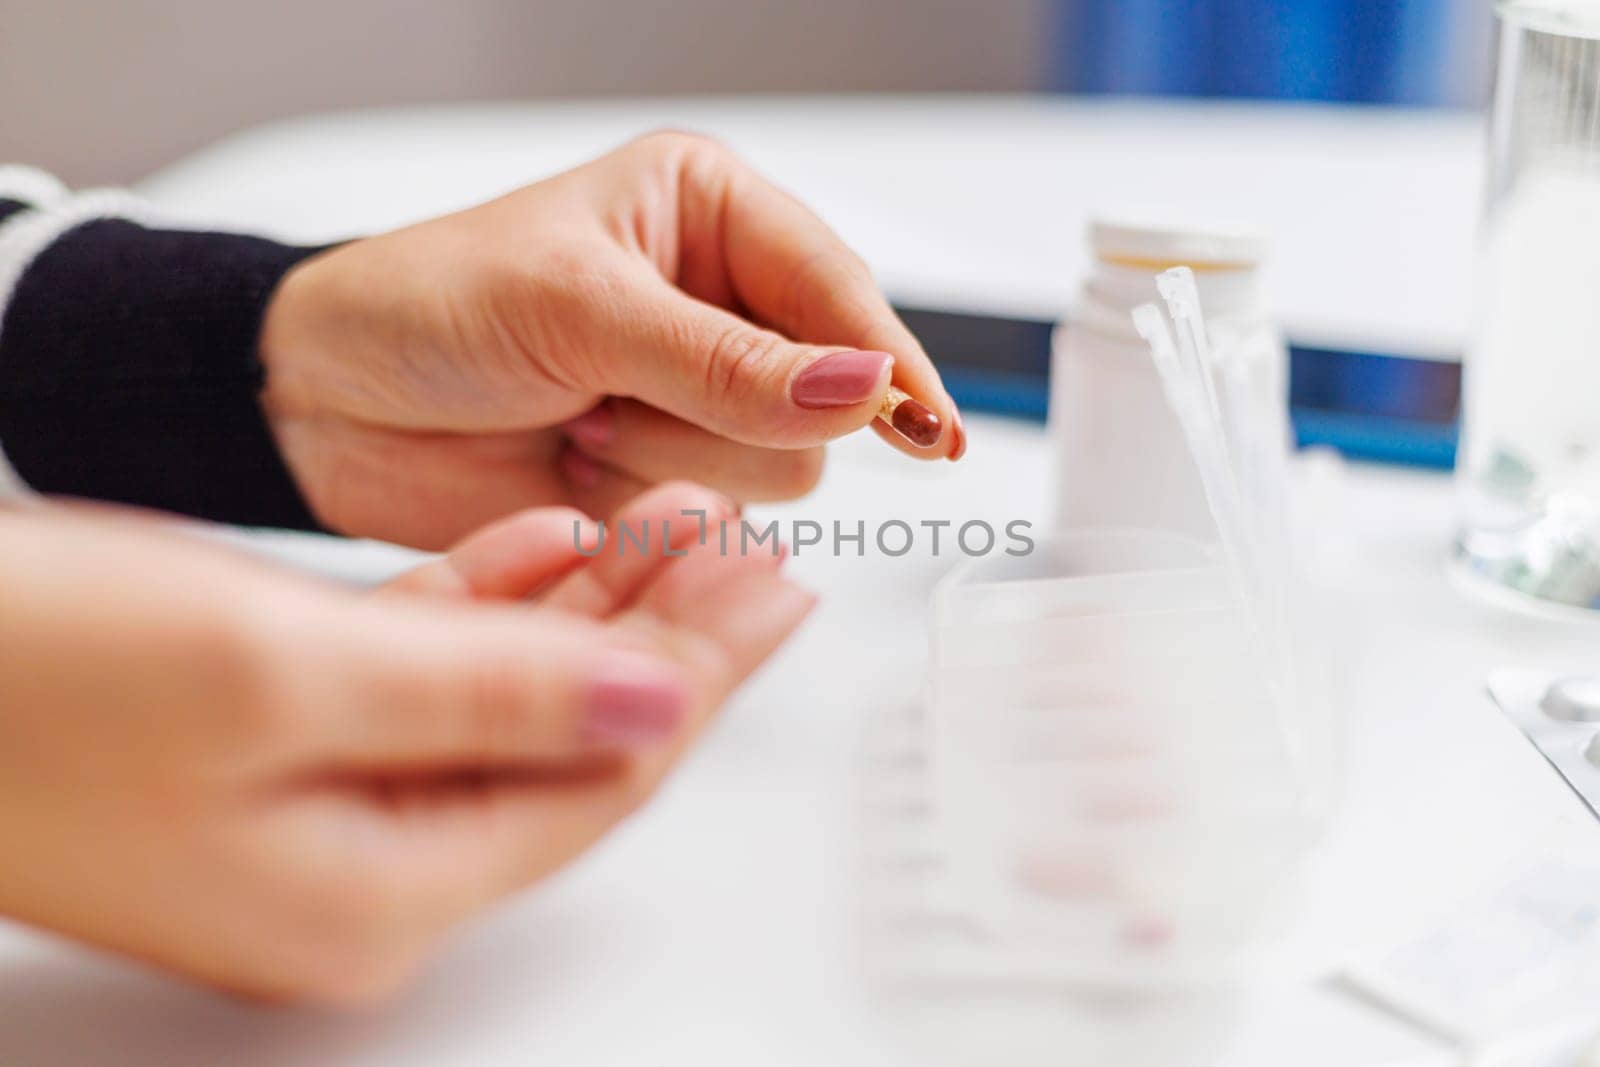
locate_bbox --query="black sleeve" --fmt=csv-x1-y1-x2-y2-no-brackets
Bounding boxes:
0,216,330,530
0,199,33,226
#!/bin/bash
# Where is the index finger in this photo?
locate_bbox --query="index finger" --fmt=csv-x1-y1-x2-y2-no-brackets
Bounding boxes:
670,137,965,461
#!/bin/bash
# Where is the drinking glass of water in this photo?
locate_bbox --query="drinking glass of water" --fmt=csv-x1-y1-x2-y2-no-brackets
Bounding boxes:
1458,1,1600,610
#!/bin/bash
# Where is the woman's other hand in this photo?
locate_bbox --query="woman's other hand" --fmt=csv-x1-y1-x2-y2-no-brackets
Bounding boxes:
0,485,809,1004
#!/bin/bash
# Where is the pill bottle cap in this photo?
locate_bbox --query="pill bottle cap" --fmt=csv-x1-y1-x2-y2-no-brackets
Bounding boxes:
1090,219,1267,273
1073,219,1271,341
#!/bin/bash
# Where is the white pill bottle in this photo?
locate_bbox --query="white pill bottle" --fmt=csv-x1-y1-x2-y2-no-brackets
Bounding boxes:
1050,220,1289,541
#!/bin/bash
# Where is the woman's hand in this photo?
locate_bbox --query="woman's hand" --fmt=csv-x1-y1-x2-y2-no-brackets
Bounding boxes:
0,485,810,1004
259,130,964,550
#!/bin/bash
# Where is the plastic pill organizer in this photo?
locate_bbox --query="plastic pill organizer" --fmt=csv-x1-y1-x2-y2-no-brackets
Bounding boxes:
860,268,1341,1006
1489,668,1600,820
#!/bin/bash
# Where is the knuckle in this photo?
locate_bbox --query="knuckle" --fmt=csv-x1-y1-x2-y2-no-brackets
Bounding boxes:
818,245,874,284
705,324,786,409
486,247,629,387
780,248,874,335
456,650,540,750
524,244,630,312
628,130,740,211
632,128,731,164
182,595,296,743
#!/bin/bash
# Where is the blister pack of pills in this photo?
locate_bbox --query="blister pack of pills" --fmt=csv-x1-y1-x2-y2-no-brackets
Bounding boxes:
1489,668,1600,821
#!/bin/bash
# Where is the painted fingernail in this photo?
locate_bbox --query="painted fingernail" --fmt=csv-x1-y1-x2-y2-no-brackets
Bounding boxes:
583,656,690,746
1125,916,1177,949
947,407,967,461
563,401,616,450
877,386,943,448
790,350,893,410
559,445,604,491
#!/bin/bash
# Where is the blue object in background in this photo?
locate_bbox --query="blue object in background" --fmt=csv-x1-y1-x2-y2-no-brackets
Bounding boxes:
1055,0,1462,106
1019,2,1476,469
894,306,1463,471
1286,343,1460,469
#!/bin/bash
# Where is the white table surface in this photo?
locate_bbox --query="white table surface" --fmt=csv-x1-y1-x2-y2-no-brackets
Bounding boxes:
137,94,1484,355
2,95,1597,1067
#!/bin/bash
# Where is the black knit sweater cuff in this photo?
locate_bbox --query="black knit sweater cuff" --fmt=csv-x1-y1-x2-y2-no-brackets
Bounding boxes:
0,218,329,530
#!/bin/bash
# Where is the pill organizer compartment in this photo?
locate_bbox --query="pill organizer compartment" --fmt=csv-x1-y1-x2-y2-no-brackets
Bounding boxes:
928,530,1321,987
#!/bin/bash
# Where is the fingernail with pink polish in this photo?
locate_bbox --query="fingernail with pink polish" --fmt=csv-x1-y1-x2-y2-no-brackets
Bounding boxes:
584,656,689,746
791,350,893,410
564,402,616,450
560,445,604,490
948,407,968,462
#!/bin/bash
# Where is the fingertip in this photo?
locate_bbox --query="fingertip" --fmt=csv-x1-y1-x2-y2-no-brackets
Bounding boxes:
639,553,815,656
486,506,595,545
381,558,471,597
561,400,618,451
440,506,598,600
616,480,741,560
786,579,821,622
581,650,693,748
541,480,741,618
574,519,604,556
559,444,605,491
626,479,738,524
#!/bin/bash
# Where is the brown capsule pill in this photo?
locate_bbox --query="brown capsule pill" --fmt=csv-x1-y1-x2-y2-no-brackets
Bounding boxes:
877,386,943,449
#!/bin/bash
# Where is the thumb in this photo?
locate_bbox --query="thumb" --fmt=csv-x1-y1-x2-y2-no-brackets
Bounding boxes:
587,271,893,449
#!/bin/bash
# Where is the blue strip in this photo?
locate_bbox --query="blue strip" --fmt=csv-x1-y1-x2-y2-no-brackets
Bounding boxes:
942,368,1051,422
1292,408,1458,469
1053,0,1454,104
941,368,1460,470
